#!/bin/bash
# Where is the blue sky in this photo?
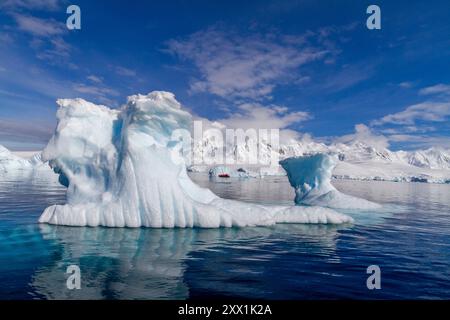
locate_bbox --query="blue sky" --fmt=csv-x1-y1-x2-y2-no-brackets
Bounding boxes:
0,0,449,150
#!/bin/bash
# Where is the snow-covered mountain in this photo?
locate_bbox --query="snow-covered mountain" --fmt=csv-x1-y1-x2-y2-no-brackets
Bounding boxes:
2,130,449,184
403,148,450,170
191,138,450,183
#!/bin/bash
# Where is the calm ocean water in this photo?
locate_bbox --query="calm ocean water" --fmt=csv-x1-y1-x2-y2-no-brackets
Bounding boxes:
0,171,449,299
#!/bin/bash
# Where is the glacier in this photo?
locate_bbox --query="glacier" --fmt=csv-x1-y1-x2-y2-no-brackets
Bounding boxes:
39,91,353,227
280,154,381,210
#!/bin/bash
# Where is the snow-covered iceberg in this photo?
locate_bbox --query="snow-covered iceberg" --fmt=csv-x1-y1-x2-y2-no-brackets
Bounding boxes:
280,154,381,210
0,145,53,176
0,145,36,173
39,92,352,227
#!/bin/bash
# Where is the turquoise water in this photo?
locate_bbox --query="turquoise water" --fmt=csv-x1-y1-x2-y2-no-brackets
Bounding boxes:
0,172,449,299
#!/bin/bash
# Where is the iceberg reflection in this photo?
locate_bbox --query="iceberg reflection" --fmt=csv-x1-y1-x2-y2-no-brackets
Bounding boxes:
31,223,348,299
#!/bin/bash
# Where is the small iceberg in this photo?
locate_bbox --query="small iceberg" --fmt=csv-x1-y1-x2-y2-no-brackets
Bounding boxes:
0,145,33,173
280,154,381,210
0,145,52,175
39,92,353,227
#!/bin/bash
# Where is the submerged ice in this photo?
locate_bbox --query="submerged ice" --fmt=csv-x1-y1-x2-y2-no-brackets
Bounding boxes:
280,154,380,210
39,91,354,227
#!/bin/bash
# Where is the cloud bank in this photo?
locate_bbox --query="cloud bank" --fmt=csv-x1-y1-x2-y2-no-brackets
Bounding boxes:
167,27,328,101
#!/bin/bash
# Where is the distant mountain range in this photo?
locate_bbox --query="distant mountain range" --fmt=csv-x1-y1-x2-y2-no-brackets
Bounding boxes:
2,140,450,183
191,138,450,183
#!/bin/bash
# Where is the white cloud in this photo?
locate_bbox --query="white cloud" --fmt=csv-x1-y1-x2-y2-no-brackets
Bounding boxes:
87,75,103,83
0,118,53,145
399,81,413,88
336,124,389,150
0,0,60,11
49,37,70,56
388,134,450,149
381,125,436,134
366,85,450,149
1,2,73,65
166,27,328,100
115,66,136,77
71,84,121,107
0,61,76,99
419,83,450,96
217,103,311,143
9,13,72,64
13,14,65,37
371,102,450,126
73,84,120,97
35,37,72,62
220,103,310,128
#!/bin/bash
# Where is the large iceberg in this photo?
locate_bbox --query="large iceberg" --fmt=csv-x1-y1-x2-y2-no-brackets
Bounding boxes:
280,154,381,210
39,91,353,227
